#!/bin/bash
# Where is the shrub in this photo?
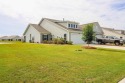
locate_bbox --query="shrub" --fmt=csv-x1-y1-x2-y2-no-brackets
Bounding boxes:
82,23,95,46
47,41,53,44
42,40,48,44
57,38,65,44
53,38,58,44
67,41,73,45
42,38,72,45
53,38,65,44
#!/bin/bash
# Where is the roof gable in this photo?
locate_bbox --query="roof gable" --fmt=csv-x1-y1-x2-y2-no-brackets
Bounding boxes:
0,35,22,39
23,24,50,35
102,27,125,36
80,22,104,34
39,18,82,32
39,18,79,24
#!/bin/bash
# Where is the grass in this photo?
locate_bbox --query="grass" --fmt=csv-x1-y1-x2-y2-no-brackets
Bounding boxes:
0,43,125,83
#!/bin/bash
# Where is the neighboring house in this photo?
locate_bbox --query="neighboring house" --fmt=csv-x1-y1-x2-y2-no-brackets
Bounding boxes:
0,35,23,41
23,18,104,44
80,22,104,38
0,36,8,41
102,28,125,39
114,29,125,35
7,35,23,41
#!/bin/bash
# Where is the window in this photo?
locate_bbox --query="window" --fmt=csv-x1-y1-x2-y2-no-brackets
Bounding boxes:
71,24,73,28
68,24,70,28
49,35,52,40
64,34,66,37
74,24,76,28
76,25,77,28
64,34,67,40
43,35,48,40
68,24,77,28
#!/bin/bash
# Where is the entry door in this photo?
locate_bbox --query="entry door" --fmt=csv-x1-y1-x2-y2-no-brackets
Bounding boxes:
64,34,67,40
24,36,26,42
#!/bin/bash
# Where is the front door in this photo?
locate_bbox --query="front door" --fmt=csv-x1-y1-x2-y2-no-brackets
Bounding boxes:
24,36,26,42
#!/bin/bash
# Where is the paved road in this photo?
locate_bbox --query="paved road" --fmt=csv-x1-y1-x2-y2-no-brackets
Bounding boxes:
85,44,125,50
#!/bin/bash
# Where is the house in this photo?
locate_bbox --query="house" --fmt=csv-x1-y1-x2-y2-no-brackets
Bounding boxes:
114,29,125,35
23,18,104,44
0,36,8,41
7,35,23,41
102,28,125,39
80,22,104,38
0,35,23,41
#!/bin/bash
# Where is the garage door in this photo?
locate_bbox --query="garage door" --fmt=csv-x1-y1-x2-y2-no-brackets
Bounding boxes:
71,33,84,44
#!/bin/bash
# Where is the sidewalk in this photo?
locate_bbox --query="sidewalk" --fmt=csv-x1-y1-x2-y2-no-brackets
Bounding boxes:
118,78,125,83
84,44,125,50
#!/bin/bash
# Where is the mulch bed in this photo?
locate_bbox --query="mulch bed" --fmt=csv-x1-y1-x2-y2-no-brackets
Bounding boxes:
82,46,97,49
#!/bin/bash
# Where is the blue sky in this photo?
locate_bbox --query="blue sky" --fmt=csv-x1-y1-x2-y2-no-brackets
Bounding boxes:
111,0,125,11
0,0,125,36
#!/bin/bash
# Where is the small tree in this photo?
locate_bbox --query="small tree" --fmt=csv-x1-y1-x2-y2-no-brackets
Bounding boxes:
82,24,95,46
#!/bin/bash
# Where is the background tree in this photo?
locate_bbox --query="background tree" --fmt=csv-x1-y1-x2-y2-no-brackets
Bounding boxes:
82,24,95,46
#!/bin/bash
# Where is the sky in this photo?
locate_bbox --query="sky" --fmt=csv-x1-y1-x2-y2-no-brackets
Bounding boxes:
0,0,125,36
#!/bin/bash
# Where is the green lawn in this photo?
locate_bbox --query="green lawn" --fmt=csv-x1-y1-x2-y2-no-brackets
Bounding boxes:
0,43,125,83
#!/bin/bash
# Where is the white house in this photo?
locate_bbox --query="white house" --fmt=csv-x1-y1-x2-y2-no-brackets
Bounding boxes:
0,35,23,41
0,36,8,41
114,29,125,35
23,18,104,44
102,28,125,39
80,22,104,38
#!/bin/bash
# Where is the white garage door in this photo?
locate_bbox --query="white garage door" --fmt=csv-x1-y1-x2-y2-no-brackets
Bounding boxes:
71,33,84,44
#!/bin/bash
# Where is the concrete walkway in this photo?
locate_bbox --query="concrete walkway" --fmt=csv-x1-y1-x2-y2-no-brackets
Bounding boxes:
118,78,125,83
84,44,125,50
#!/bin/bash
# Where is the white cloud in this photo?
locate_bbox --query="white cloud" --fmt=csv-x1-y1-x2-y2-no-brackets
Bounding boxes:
0,0,125,29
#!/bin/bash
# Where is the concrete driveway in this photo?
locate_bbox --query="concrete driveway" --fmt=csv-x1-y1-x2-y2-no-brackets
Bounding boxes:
85,44,125,50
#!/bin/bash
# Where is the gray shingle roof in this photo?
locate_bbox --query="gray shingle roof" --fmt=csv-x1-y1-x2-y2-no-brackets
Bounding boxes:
79,22,98,30
23,24,51,35
0,36,8,39
45,18,82,32
7,35,19,39
102,27,124,36
30,24,51,34
44,18,79,24
0,35,22,40
102,27,114,30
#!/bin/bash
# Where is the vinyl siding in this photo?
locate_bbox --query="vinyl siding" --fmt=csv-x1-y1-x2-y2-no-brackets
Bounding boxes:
24,25,41,43
40,19,70,41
